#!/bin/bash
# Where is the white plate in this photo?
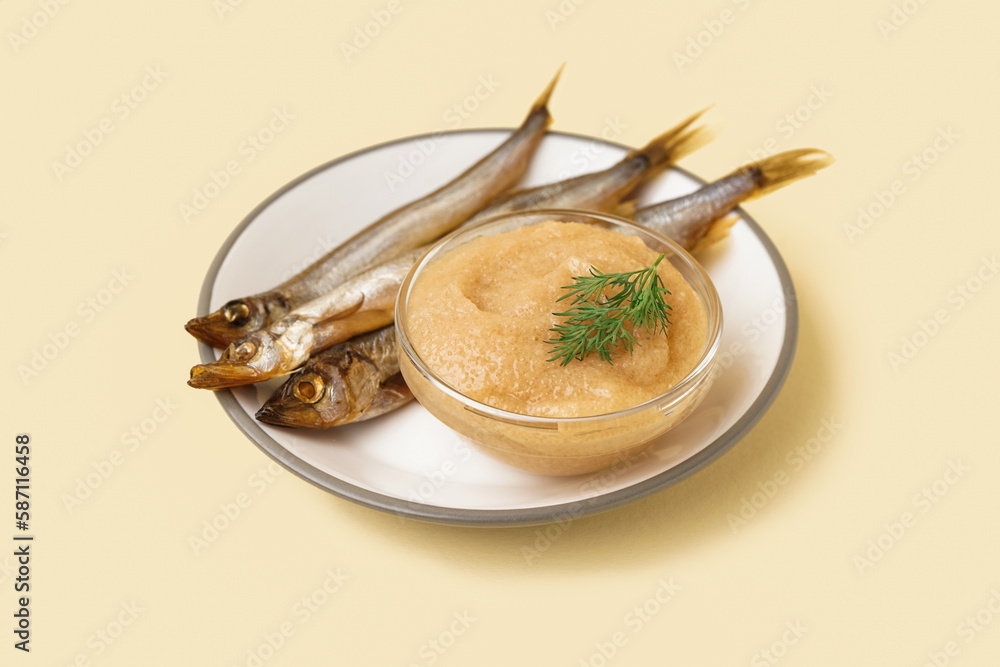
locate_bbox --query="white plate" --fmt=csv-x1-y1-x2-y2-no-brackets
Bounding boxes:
196,130,797,525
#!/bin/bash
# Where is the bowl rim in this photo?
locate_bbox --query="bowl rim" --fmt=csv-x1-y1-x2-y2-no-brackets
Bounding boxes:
394,208,724,426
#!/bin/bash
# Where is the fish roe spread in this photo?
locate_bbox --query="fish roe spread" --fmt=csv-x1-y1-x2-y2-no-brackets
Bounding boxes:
406,221,708,417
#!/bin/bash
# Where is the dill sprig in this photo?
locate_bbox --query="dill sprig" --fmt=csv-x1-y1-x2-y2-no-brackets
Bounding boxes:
546,254,672,366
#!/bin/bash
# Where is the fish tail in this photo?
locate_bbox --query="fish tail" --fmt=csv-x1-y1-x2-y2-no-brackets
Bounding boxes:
744,149,834,198
612,199,637,218
688,149,833,252
528,64,564,126
636,107,714,172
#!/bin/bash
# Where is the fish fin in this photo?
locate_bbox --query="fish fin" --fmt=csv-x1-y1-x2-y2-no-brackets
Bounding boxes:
343,356,382,413
744,149,834,199
355,374,414,423
611,199,637,218
689,213,739,254
529,64,564,124
312,292,366,324
634,107,715,173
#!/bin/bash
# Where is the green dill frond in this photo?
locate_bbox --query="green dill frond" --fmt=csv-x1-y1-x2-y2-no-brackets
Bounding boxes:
546,254,672,366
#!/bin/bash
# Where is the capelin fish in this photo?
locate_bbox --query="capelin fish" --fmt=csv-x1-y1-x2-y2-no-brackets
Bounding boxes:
188,249,422,390
255,327,410,428
257,149,834,428
467,108,711,222
633,148,834,252
187,112,712,391
184,67,562,349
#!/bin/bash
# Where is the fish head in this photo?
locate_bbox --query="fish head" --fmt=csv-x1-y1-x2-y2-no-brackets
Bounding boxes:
255,370,330,428
187,331,284,390
184,296,272,348
255,355,379,428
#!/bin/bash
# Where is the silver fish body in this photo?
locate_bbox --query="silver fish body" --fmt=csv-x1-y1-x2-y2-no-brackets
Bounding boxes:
255,327,410,428
468,108,709,222
188,249,424,390
635,148,833,252
185,69,562,349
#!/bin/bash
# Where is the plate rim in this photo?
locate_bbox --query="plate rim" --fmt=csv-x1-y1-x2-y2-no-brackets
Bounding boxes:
195,128,798,527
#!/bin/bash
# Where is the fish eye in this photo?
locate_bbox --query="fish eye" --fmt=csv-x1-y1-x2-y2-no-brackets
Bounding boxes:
292,373,325,404
234,341,256,360
223,301,251,326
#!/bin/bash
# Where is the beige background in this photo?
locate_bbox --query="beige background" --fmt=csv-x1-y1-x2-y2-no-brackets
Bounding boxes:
2,0,998,664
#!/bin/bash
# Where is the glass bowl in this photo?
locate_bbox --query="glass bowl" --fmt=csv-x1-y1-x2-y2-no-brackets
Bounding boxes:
395,209,723,476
